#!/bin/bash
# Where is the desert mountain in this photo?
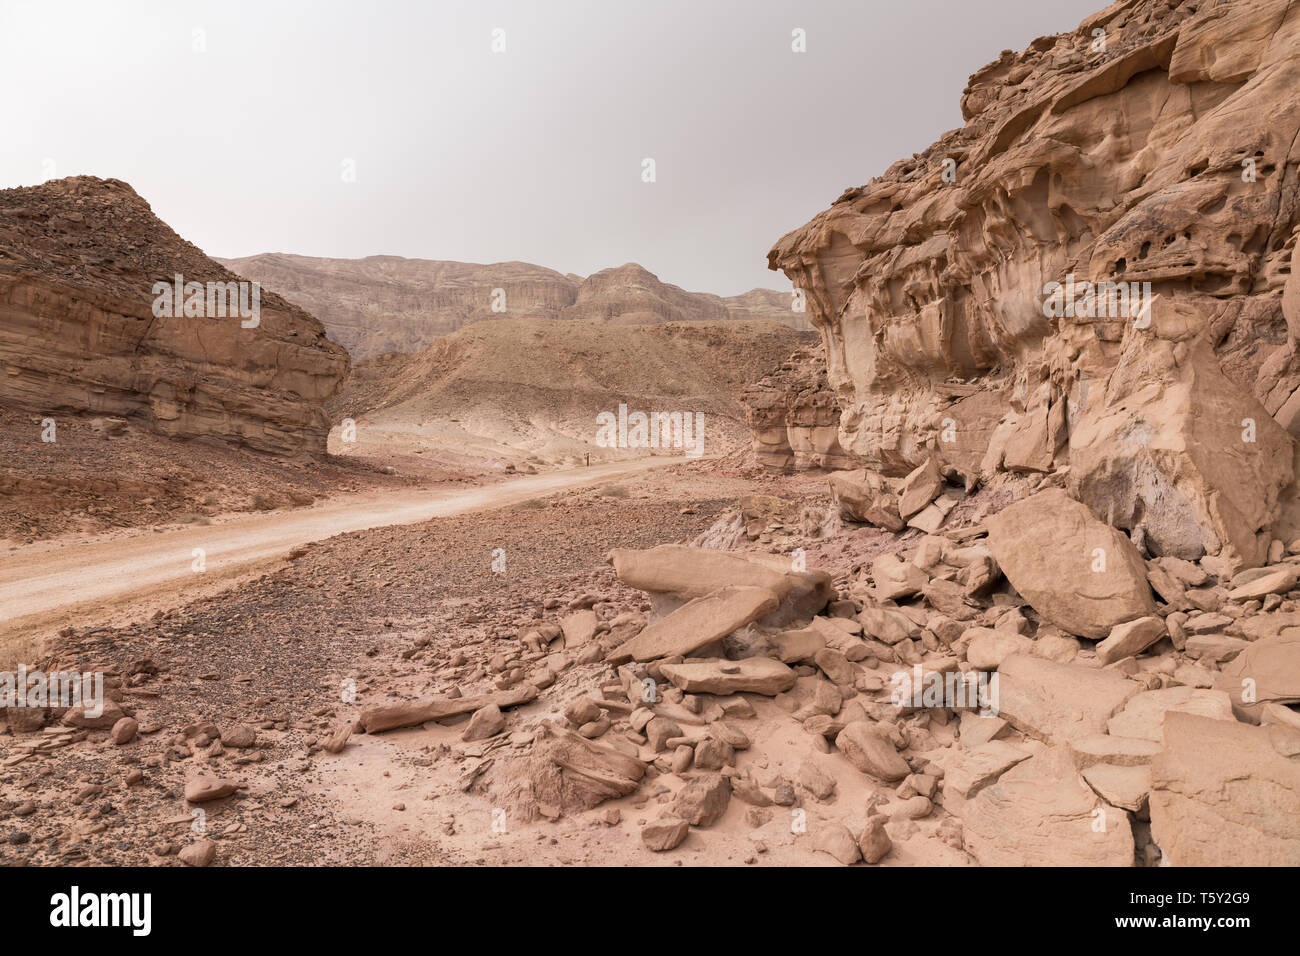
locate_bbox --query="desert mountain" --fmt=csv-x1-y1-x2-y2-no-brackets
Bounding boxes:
328,317,813,468
219,252,807,358
762,0,1300,572
0,177,349,455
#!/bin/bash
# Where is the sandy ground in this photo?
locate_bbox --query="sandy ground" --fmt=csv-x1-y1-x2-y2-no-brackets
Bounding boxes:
0,456,684,664
0,459,976,868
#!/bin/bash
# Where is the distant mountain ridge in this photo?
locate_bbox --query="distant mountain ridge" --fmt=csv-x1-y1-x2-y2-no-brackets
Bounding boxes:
217,253,807,358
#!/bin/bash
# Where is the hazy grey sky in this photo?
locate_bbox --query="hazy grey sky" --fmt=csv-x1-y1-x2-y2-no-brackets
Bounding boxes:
2,0,1104,296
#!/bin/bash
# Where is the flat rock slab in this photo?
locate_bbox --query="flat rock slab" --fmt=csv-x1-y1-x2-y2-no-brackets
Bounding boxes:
997,654,1140,744
608,586,779,664
1082,763,1150,813
1068,734,1162,769
945,740,1033,799
1096,615,1166,665
965,628,1033,670
560,609,599,647
360,684,539,733
962,751,1134,866
1184,632,1251,662
1106,686,1234,742
1227,566,1299,601
658,657,796,696
1216,631,1300,718
773,626,826,663
608,545,832,622
1150,712,1300,865
987,489,1154,639
609,544,795,599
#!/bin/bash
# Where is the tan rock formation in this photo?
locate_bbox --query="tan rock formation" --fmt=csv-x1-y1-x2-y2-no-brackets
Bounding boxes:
766,0,1300,568
741,346,852,472
1,177,349,455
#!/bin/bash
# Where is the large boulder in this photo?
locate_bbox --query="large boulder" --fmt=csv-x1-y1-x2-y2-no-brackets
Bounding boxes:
1150,712,1300,866
827,469,904,530
607,545,831,624
1070,331,1294,571
987,489,1155,639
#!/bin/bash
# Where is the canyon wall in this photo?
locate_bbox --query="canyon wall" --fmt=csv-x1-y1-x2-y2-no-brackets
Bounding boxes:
767,0,1300,571
0,177,349,455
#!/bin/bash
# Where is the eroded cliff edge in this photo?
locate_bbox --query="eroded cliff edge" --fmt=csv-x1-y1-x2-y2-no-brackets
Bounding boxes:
0,177,349,455
767,0,1300,572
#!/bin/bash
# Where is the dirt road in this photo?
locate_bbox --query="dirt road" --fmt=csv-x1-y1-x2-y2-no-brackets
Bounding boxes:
0,456,680,642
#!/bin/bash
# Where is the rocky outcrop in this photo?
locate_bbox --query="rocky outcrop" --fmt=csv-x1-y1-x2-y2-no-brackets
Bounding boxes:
221,254,804,359
0,177,349,455
742,346,853,472
767,0,1300,571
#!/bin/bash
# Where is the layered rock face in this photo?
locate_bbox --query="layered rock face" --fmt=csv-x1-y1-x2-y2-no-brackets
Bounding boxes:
0,177,349,455
742,346,853,472
330,316,812,459
221,254,805,359
768,0,1300,571
219,253,580,359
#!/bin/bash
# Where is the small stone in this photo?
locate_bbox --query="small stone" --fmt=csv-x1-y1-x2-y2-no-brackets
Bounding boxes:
463,703,506,741
110,717,138,745
221,724,257,749
184,775,241,803
179,839,217,867
814,822,861,865
857,815,893,863
641,817,689,851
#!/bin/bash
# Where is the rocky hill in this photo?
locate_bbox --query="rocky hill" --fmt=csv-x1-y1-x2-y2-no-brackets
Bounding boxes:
219,253,807,358
328,317,814,467
767,0,1300,573
0,177,349,455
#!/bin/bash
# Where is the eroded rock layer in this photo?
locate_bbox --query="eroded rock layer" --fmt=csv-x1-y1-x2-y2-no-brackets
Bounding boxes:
768,0,1300,570
742,345,853,472
0,177,349,455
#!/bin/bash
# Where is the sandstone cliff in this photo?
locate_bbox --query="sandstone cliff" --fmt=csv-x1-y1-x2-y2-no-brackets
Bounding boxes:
0,177,349,455
767,0,1300,571
220,253,806,358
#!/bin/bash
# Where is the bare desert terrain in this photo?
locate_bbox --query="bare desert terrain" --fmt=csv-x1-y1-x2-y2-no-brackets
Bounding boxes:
3,0,1300,884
